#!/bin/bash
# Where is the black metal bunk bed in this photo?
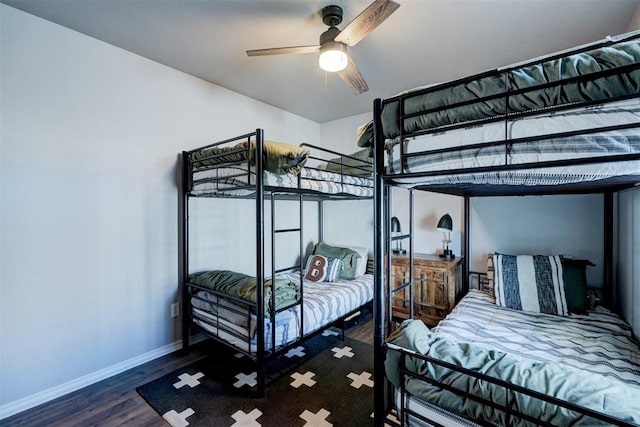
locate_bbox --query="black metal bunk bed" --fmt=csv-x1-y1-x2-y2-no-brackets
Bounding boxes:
371,32,640,426
179,129,374,395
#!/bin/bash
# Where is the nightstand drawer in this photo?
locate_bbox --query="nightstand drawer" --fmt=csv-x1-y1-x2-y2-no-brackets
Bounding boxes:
416,268,446,284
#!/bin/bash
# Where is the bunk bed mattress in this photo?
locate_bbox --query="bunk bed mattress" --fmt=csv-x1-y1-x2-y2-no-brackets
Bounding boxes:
191,165,373,197
387,290,640,425
191,272,373,353
434,290,640,385
387,100,640,186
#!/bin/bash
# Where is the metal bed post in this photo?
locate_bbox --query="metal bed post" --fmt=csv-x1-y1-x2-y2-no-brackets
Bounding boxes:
254,129,266,397
180,151,191,349
373,98,387,427
318,199,324,242
270,193,277,355
408,189,414,319
463,195,470,293
604,191,614,308
385,185,393,330
300,193,305,341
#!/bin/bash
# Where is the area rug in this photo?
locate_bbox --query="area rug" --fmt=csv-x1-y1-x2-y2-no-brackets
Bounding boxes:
137,328,374,426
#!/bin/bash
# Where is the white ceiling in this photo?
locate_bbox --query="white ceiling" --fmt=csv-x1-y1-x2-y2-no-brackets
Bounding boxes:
3,0,640,123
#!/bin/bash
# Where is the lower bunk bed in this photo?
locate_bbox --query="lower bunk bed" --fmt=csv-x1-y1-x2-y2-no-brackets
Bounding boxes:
385,288,640,426
187,268,373,354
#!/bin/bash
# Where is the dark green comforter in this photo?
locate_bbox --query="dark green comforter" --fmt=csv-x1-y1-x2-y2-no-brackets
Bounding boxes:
324,148,373,177
188,270,300,313
191,140,309,175
358,39,640,147
386,319,640,426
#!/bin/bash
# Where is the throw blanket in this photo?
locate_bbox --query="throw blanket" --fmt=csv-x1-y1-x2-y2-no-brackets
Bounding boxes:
386,319,640,426
324,148,373,177
191,140,309,175
188,270,300,313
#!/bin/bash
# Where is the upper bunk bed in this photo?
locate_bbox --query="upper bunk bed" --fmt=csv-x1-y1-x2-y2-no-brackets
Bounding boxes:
184,130,373,200
365,31,640,197
369,31,640,427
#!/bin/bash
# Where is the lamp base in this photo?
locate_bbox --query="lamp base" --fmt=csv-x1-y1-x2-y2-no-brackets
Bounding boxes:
439,249,455,260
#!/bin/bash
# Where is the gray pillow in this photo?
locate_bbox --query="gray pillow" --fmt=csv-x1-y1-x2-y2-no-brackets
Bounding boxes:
313,241,361,280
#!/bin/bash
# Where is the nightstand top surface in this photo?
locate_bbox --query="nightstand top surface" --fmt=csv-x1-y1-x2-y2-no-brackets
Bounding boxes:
391,252,463,265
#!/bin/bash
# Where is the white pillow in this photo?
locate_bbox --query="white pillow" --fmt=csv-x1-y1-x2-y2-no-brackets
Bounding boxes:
324,242,369,277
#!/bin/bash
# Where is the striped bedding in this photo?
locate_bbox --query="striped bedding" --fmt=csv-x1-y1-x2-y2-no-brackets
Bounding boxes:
192,272,373,353
388,99,640,187
434,290,640,387
191,164,373,197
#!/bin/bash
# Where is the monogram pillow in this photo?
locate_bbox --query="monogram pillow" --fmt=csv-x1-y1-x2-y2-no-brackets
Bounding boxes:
304,255,342,282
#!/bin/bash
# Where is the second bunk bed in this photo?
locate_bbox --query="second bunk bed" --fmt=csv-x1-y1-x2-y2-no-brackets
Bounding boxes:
369,31,640,426
180,130,374,394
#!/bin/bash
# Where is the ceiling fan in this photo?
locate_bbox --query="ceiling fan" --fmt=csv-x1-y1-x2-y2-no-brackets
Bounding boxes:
246,0,400,95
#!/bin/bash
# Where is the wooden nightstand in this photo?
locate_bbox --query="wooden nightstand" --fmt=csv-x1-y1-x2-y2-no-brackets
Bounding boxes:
391,253,463,326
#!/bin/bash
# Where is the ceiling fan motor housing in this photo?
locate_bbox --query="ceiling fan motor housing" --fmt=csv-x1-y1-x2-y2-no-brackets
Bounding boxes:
322,5,343,27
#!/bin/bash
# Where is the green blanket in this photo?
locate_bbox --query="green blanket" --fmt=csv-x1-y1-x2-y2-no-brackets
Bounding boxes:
189,270,300,313
191,140,309,175
386,320,640,426
358,39,640,147
324,148,373,177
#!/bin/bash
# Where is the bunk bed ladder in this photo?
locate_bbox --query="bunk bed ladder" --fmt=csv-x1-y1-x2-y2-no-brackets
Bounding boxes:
270,191,305,351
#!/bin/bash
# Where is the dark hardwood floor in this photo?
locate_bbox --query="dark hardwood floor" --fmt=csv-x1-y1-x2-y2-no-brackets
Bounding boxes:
3,320,374,426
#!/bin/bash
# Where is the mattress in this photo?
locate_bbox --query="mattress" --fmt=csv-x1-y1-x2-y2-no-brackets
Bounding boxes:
387,99,640,187
191,164,373,197
434,290,640,386
393,393,483,427
191,272,374,353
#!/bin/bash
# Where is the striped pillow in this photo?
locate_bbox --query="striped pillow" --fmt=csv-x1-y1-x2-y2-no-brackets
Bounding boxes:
304,255,342,282
493,254,568,316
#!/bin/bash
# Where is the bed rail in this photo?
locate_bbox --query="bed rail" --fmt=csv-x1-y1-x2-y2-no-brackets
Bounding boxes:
183,134,373,200
387,342,639,427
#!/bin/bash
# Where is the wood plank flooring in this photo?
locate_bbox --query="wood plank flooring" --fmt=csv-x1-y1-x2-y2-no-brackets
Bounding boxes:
2,320,374,427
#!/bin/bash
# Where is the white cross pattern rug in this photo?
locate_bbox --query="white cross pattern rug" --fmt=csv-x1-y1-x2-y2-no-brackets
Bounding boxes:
137,325,374,426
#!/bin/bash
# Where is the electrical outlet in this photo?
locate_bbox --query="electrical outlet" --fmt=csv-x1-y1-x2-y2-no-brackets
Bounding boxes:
171,302,180,318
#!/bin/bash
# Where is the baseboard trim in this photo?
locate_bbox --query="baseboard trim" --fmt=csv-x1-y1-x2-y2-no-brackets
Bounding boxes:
0,337,202,420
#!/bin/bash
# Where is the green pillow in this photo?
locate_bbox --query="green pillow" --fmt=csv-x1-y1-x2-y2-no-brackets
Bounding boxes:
313,241,361,280
561,258,594,314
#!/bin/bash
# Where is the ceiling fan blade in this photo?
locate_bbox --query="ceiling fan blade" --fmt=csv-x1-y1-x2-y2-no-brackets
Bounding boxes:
334,0,400,47
246,45,320,56
337,56,369,95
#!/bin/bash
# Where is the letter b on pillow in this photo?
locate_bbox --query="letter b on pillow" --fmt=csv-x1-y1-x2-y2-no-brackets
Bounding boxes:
304,254,342,282
306,255,328,282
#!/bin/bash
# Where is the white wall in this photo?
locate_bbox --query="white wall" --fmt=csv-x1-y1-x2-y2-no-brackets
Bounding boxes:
617,187,640,339
470,195,605,285
318,113,374,252
390,191,605,286
0,4,322,415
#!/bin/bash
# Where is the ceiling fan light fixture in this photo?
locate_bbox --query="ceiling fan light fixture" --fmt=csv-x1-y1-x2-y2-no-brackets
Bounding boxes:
319,42,348,72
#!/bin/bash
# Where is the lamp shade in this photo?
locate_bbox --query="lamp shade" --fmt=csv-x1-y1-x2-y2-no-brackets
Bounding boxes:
391,216,401,233
319,42,348,72
436,214,453,232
